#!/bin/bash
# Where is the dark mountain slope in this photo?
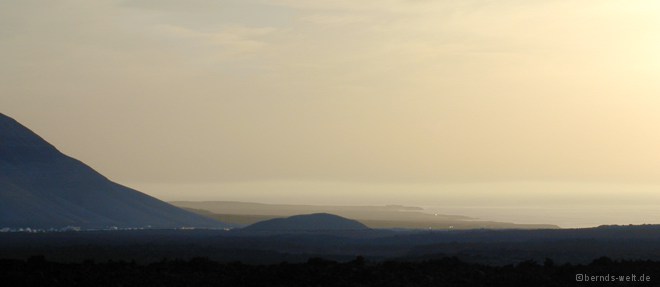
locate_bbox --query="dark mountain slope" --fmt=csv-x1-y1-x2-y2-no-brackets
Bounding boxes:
0,113,227,229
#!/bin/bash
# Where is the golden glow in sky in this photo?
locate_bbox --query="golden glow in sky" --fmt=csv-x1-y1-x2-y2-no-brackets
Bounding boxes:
1,1,660,220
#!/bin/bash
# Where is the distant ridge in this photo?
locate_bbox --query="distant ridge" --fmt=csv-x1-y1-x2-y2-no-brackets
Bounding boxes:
173,201,561,230
242,213,369,231
0,113,228,229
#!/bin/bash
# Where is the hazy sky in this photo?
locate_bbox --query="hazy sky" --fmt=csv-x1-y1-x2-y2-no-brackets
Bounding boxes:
2,1,660,217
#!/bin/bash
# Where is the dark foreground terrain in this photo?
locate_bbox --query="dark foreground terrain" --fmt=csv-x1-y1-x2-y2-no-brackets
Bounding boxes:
5,225,660,265
2,255,658,287
4,226,660,286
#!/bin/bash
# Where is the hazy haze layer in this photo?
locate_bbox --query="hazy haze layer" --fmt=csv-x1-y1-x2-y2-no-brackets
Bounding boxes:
1,1,659,226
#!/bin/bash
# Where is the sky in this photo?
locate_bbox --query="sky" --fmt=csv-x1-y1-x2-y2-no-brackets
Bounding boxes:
2,0,660,226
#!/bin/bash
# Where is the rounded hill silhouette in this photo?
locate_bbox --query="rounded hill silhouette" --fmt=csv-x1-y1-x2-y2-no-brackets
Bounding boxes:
243,213,369,231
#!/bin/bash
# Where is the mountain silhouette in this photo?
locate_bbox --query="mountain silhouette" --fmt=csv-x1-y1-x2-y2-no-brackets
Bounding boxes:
0,113,227,229
243,213,369,231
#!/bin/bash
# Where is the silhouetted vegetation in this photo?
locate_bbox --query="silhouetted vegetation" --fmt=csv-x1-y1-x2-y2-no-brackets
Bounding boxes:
2,255,659,286
4,226,660,286
6,226,660,265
